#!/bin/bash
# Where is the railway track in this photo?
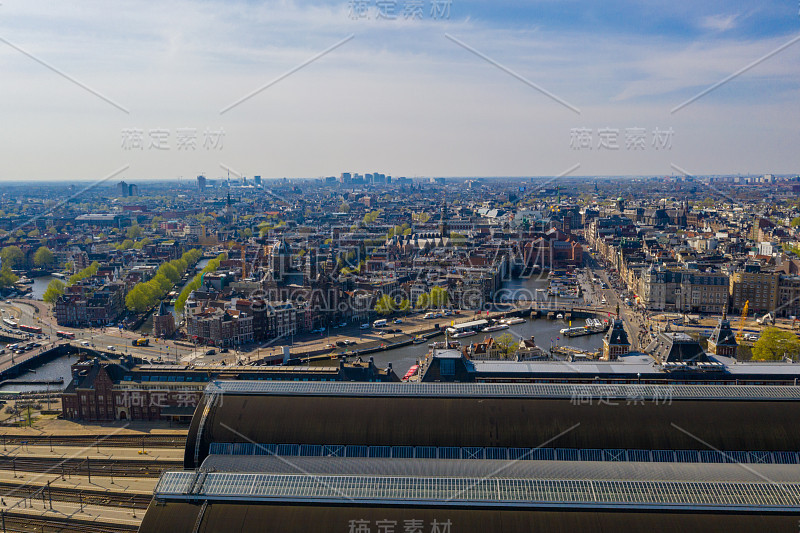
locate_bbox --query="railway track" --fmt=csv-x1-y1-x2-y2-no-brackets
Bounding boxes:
0,456,182,478
0,511,138,532
0,480,152,509
0,434,186,449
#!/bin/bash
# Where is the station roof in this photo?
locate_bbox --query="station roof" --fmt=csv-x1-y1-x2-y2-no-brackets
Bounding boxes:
154,470,800,511
204,380,800,401
197,455,800,484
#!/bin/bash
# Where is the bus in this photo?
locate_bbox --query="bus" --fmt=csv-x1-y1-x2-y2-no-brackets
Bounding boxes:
56,331,75,339
2,317,18,328
19,324,42,334
132,338,150,346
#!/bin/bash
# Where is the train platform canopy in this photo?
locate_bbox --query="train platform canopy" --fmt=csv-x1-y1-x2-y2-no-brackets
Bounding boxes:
139,380,800,533
142,455,800,533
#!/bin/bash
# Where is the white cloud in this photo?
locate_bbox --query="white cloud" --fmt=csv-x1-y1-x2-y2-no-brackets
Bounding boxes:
699,13,740,32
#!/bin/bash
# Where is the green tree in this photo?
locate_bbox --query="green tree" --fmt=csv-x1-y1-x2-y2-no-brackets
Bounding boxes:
752,327,800,361
339,202,350,213
416,293,430,309
68,261,99,284
0,264,19,288
791,217,800,228
363,210,380,225
175,253,226,313
0,246,24,268
126,225,143,239
133,237,152,250
494,333,518,358
374,295,397,316
397,298,410,313
33,246,55,267
117,239,134,250
158,263,180,283
429,287,449,308
43,279,66,304
125,286,149,313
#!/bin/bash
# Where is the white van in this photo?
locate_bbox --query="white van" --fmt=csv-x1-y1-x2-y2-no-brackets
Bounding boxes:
373,319,387,328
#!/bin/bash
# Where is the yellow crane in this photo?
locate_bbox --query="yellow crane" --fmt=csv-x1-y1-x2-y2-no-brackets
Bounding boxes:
736,300,749,341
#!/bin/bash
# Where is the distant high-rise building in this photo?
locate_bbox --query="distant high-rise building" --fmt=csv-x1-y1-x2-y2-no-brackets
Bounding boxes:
116,181,129,197
197,175,207,191
254,175,262,186
128,184,138,197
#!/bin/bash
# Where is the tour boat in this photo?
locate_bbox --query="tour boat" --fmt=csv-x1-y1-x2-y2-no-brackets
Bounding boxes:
481,324,509,333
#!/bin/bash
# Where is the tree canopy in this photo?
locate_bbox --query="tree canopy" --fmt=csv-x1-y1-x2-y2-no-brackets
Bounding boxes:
0,264,19,289
374,295,410,316
126,249,204,313
175,253,226,314
752,327,800,361
43,279,66,304
0,246,24,268
126,225,143,239
68,262,99,284
33,246,55,267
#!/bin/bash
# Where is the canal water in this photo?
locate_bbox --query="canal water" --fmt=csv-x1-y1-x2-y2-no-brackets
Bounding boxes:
368,274,605,375
0,352,75,393
30,275,56,300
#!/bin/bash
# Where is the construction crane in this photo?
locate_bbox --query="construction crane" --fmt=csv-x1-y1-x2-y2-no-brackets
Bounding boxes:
736,300,749,341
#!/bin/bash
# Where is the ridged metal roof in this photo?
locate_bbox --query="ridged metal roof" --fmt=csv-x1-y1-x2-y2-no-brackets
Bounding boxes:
198,455,800,484
206,381,800,400
206,442,800,466
155,471,800,511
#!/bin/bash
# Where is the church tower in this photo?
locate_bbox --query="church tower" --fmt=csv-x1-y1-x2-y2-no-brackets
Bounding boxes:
438,201,449,237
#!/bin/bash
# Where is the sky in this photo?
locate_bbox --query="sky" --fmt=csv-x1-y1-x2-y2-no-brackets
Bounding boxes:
0,0,798,181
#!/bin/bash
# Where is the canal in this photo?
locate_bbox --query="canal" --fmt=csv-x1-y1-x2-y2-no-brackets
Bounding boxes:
367,273,605,375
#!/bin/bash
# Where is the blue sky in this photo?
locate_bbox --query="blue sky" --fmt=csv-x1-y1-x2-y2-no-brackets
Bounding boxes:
0,0,798,180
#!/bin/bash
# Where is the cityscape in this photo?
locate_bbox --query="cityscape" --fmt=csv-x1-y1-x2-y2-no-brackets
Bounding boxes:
2,1,800,532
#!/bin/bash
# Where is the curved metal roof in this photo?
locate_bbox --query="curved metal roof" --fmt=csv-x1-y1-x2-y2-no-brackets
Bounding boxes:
205,381,800,400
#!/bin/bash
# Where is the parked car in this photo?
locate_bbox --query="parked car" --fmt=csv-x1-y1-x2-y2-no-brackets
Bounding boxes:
393,319,403,324
360,324,370,329
205,349,216,355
